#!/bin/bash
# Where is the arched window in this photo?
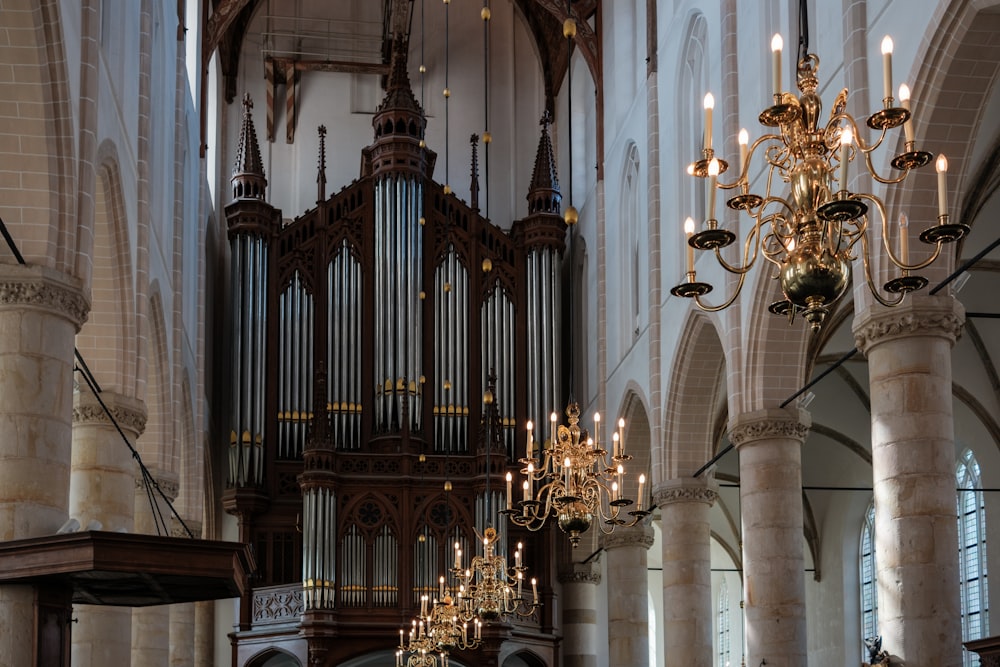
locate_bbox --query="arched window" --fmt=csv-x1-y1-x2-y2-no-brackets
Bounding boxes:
717,579,731,667
957,448,989,667
859,500,878,657
621,143,642,346
678,14,708,233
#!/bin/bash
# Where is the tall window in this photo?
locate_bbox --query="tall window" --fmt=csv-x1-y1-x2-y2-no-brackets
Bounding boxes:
860,501,878,656
958,449,989,667
678,14,708,229
621,142,641,345
717,579,731,667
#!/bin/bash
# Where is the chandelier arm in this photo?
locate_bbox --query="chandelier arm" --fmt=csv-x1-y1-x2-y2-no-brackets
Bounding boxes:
717,134,784,190
856,228,908,308
692,270,748,312
861,147,910,185
854,192,943,272
712,218,764,275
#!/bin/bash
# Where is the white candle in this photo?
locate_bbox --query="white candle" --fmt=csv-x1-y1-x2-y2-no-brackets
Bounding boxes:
637,473,646,509
439,575,445,599
526,420,534,459
616,464,624,500
563,456,571,491
839,126,853,191
617,417,626,456
526,462,534,497
881,36,894,101
612,480,619,502
703,93,714,151
936,154,948,217
684,216,695,274
593,411,601,450
531,577,539,605
899,213,909,265
517,571,523,598
898,84,914,144
505,471,512,509
454,543,461,570
523,479,529,503
612,432,620,459
738,128,749,175
771,34,783,96
707,158,719,221
550,412,557,448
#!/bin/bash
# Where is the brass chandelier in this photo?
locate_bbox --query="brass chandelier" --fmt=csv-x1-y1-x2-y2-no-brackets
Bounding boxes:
670,19,967,332
451,526,539,621
503,404,650,547
396,587,482,667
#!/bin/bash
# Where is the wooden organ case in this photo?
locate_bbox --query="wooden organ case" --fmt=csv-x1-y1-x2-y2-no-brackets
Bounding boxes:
222,40,567,667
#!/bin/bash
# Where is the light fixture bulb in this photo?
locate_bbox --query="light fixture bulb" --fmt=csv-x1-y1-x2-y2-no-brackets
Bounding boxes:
684,217,695,236
738,128,749,146
898,83,910,102
771,33,783,52
936,154,948,173
708,157,720,176
881,35,894,55
703,92,714,110
841,125,854,146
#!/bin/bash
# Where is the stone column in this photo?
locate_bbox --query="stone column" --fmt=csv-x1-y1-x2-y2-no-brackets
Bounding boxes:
193,600,216,667
603,524,655,667
132,471,179,667
0,264,88,666
169,518,202,667
70,389,146,667
853,296,964,667
654,481,718,667
559,560,602,667
729,408,810,667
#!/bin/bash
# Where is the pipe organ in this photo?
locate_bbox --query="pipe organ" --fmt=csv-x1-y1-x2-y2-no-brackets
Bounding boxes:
222,40,566,665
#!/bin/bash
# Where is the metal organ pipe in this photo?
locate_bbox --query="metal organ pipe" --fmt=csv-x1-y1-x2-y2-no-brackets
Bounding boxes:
228,229,269,487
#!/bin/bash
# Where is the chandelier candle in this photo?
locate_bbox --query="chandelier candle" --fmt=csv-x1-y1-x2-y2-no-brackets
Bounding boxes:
771,34,783,96
839,125,852,190
881,36,894,102
936,155,948,218
704,93,714,151
898,84,914,144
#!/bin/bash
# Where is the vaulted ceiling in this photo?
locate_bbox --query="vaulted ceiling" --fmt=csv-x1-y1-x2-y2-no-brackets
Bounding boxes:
202,0,600,108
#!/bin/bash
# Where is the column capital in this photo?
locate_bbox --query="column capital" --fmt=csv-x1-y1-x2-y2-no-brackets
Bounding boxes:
652,479,719,507
600,523,654,551
135,468,180,501
73,390,147,438
728,408,810,449
171,517,202,538
853,295,964,354
557,559,601,586
0,263,89,331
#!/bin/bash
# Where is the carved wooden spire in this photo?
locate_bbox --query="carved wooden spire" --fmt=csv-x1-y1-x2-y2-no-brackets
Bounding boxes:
231,93,267,201
316,125,327,202
469,133,480,213
527,110,561,215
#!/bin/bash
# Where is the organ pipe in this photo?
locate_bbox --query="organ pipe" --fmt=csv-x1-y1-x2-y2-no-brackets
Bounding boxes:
374,174,424,434
328,243,362,449
302,487,336,610
525,247,562,445
228,229,269,487
278,273,312,460
434,250,469,452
